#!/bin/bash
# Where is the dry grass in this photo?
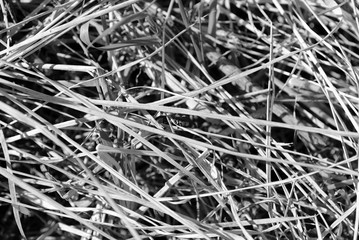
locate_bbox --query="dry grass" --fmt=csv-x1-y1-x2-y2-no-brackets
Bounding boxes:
1,0,359,239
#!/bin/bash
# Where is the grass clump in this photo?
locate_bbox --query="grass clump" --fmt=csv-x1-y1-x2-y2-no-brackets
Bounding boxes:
1,0,359,239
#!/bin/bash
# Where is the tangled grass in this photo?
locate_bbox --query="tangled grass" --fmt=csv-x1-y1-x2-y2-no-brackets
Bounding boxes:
1,0,359,239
